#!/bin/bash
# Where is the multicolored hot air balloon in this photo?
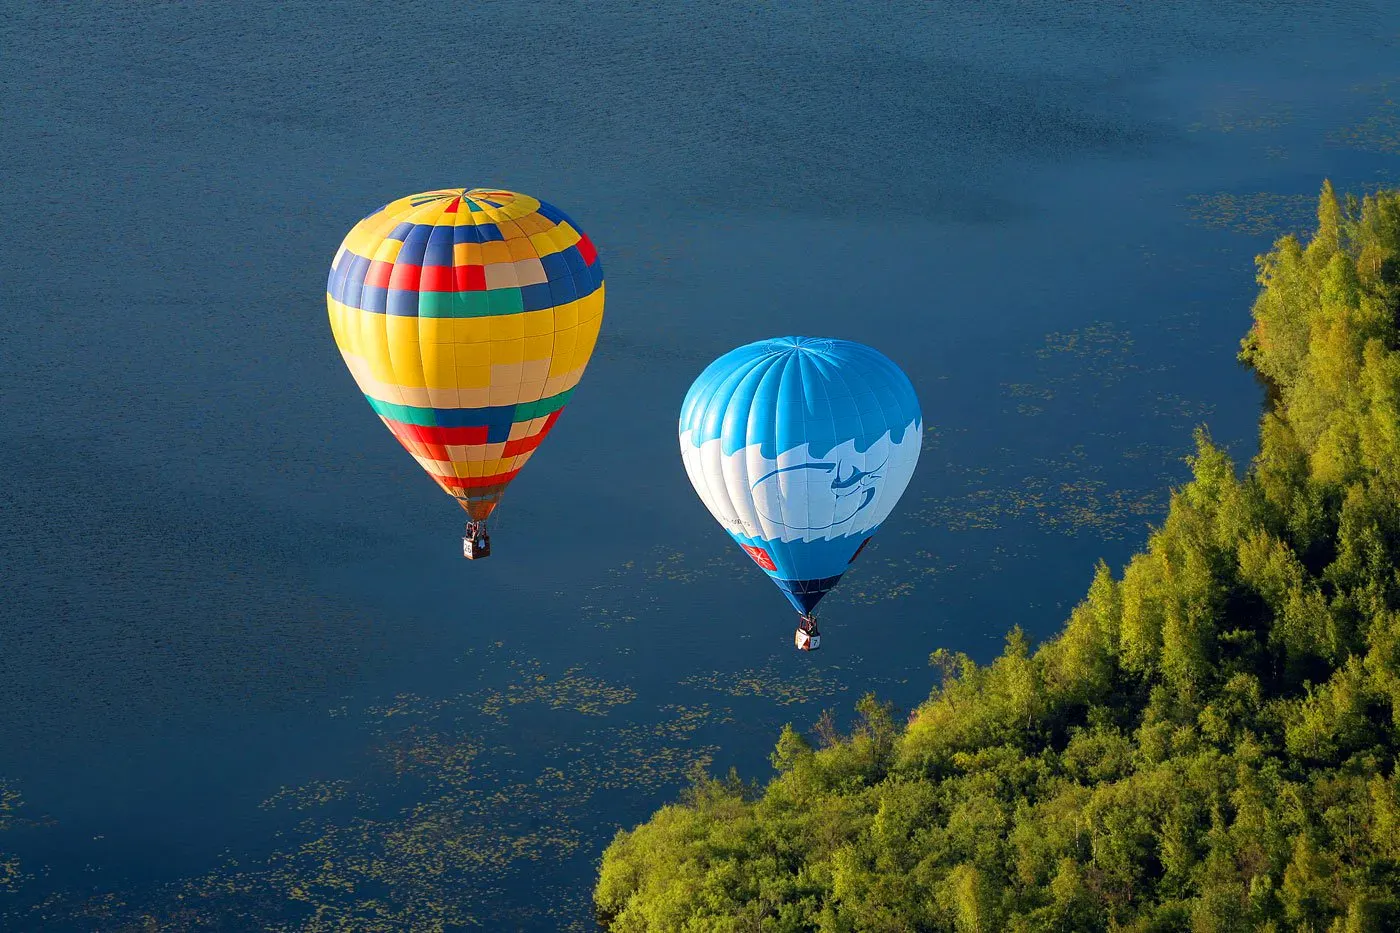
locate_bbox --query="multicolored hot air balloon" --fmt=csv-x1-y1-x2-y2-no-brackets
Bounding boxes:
327,188,604,557
679,337,922,649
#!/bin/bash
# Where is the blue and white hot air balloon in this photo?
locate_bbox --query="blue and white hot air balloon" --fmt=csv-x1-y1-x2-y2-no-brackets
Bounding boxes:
679,337,922,650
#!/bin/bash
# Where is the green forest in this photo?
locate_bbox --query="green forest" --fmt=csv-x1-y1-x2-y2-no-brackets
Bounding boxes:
593,184,1400,932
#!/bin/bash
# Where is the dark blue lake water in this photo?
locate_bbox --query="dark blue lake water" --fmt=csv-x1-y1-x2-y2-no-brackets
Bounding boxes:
3,2,1398,928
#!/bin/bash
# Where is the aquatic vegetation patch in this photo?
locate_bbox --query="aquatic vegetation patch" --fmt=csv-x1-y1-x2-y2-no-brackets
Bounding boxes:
921,424,943,450
908,442,1175,542
1187,179,1399,239
260,780,355,812
1184,191,1318,237
0,781,25,893
830,550,960,605
911,474,1166,541
363,693,456,725
380,731,483,786
1186,90,1293,135
898,325,1199,542
1028,321,1173,395
1003,382,1058,418
1152,392,1217,424
0,656,729,930
1003,382,1057,400
576,548,737,629
1333,79,1400,154
680,663,853,706
474,658,638,723
1332,108,1400,155
639,549,733,585
1036,321,1135,368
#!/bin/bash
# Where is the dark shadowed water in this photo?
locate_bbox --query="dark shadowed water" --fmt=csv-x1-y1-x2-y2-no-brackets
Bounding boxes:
2,2,1399,928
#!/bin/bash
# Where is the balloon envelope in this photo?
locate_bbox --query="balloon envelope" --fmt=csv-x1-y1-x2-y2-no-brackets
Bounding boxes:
327,188,604,520
679,337,922,614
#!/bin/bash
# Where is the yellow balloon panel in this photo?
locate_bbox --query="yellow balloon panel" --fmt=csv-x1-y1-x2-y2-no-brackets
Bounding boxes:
326,189,605,519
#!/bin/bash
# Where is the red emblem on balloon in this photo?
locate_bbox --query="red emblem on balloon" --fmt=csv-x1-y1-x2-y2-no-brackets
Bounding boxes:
740,544,777,571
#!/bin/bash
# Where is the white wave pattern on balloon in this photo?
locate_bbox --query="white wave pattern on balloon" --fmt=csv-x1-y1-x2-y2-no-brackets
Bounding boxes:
680,420,922,545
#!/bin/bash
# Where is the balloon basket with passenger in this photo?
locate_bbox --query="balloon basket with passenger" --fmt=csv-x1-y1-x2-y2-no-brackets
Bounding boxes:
794,614,821,651
462,521,492,560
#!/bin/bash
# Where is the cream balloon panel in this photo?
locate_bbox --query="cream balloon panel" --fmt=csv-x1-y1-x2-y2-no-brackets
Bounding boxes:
680,425,922,545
